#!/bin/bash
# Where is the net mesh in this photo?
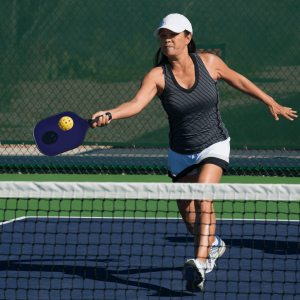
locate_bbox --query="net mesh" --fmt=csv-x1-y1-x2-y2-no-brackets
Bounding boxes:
0,182,299,299
0,0,299,176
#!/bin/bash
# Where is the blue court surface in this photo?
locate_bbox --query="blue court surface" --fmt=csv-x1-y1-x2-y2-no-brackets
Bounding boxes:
0,218,299,300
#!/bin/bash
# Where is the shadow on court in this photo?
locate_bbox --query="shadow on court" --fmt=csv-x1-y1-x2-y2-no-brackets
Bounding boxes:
0,259,192,298
165,237,300,256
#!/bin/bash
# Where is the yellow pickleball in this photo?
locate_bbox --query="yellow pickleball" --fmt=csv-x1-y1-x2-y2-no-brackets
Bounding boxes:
58,116,74,131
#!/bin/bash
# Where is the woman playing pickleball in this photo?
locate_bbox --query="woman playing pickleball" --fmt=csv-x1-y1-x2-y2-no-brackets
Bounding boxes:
91,13,297,292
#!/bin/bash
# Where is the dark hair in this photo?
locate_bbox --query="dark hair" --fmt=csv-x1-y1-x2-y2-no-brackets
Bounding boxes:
153,31,197,67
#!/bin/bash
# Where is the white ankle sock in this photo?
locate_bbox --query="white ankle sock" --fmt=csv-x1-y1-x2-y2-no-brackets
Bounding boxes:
212,237,218,247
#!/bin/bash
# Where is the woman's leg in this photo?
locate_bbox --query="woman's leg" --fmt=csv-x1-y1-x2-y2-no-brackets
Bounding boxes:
177,164,223,262
194,164,222,262
176,172,198,235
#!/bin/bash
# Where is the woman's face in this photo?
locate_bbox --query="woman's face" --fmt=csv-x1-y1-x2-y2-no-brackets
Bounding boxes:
159,29,191,57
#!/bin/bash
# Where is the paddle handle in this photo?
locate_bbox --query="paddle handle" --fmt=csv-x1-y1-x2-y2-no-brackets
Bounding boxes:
87,112,112,127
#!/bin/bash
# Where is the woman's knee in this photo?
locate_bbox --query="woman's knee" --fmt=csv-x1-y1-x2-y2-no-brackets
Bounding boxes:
185,222,195,234
194,199,214,212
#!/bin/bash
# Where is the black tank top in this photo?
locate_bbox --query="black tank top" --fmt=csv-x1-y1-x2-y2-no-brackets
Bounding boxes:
159,53,229,154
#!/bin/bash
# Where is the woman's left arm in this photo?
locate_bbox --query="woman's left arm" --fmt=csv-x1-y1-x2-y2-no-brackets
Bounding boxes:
214,56,297,121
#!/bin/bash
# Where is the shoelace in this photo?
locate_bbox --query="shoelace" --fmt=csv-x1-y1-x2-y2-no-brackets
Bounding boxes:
206,258,216,269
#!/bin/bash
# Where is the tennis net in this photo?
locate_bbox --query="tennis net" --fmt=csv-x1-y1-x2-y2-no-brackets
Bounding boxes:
0,181,299,299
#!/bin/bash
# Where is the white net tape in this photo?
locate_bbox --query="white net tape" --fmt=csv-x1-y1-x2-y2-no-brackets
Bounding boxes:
0,181,299,200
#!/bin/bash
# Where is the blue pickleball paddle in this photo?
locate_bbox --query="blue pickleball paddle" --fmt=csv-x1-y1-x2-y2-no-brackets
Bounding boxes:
33,111,111,156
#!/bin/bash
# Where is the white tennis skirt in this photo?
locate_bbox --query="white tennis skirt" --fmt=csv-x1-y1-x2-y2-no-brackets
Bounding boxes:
168,137,230,181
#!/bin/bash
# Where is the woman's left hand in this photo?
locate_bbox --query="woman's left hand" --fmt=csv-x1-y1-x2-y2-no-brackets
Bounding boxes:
267,102,297,121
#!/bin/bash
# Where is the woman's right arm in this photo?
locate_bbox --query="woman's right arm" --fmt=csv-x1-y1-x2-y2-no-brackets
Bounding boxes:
90,68,162,128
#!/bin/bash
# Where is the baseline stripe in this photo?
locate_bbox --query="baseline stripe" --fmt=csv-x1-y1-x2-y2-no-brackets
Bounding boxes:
1,215,299,226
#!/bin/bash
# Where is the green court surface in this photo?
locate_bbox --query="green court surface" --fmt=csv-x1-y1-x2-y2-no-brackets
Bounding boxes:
2,195,299,223
0,174,300,184
0,175,299,224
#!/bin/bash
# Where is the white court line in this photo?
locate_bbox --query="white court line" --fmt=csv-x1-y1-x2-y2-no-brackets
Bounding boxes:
1,215,299,226
0,216,27,226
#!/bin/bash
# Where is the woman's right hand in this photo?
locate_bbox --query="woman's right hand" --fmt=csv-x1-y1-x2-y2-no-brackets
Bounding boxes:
90,111,112,128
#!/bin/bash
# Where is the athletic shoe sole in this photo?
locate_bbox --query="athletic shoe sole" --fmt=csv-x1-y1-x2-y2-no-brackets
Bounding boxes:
182,259,205,283
186,280,204,292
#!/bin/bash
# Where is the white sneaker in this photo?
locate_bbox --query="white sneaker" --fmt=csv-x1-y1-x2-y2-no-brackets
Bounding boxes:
205,236,226,273
182,259,205,292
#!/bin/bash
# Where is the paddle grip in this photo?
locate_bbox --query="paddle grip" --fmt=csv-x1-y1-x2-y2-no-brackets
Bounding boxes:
88,112,112,127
